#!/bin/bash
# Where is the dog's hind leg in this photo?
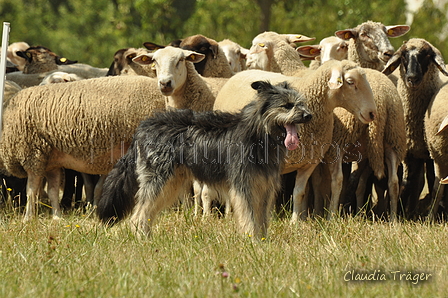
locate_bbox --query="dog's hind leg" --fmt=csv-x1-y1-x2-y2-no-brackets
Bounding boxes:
130,170,192,236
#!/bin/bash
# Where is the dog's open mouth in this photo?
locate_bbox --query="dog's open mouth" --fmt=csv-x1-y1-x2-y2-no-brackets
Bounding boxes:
284,124,300,151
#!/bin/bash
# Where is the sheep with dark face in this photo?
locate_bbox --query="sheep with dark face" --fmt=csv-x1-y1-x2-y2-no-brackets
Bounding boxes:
383,38,448,218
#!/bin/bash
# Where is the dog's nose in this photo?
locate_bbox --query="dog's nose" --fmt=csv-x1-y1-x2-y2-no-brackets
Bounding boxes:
303,112,312,122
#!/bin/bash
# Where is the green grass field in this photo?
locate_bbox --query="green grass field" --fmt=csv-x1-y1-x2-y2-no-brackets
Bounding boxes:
0,206,447,298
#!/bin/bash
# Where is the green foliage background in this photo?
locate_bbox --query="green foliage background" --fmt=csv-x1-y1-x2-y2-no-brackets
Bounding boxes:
0,0,447,68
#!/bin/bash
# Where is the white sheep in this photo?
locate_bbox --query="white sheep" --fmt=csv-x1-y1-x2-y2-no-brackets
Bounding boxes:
383,38,448,218
245,31,315,76
214,60,377,221
0,46,218,221
6,41,30,71
218,39,249,73
106,47,155,77
145,34,234,78
335,21,410,71
39,71,83,85
297,36,348,70
424,84,448,219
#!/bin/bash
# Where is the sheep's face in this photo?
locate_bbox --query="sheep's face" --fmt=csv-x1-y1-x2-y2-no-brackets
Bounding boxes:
327,61,377,124
382,39,448,88
246,42,272,71
319,37,348,64
336,21,409,68
133,47,205,96
219,40,248,73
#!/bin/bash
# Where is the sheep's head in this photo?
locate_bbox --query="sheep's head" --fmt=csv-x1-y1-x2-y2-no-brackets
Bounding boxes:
246,31,315,71
324,60,377,124
297,36,348,64
16,46,77,74
335,21,410,69
218,39,249,73
133,46,205,96
382,38,448,88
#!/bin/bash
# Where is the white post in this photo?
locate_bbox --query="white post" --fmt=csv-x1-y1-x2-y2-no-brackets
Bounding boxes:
0,22,10,139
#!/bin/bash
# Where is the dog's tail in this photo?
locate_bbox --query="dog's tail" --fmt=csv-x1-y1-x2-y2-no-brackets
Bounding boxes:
96,146,139,226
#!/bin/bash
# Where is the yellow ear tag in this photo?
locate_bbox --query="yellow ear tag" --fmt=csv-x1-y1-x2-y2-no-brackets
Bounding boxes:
191,54,195,60
60,57,67,62
141,56,148,62
151,63,155,68
345,32,351,39
310,49,316,54
296,35,302,39
337,77,343,84
26,52,31,58
258,43,265,47
387,29,394,35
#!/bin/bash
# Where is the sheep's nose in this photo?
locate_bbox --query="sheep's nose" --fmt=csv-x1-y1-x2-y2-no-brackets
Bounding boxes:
160,80,171,88
369,111,376,121
382,49,394,61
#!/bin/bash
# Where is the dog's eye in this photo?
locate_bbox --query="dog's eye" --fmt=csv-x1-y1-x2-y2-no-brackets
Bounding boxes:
282,103,294,109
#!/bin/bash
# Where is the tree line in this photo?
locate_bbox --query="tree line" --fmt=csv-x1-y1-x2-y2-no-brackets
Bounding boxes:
0,0,447,68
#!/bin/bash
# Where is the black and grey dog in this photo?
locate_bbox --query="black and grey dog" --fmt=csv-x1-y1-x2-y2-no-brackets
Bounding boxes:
97,80,312,238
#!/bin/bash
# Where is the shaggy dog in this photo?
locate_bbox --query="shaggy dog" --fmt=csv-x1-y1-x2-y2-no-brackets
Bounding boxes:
97,80,312,237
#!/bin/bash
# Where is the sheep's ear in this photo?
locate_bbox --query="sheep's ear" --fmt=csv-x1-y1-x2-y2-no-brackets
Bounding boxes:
385,25,410,38
436,115,448,135
283,34,316,44
185,52,205,63
143,42,165,52
132,54,155,65
16,50,32,62
210,43,219,59
440,176,448,184
335,29,357,40
240,48,249,59
432,51,448,76
296,45,321,58
56,57,77,65
328,67,344,89
382,48,402,75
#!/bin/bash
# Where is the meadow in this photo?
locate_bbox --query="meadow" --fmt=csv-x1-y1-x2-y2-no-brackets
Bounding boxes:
0,205,447,298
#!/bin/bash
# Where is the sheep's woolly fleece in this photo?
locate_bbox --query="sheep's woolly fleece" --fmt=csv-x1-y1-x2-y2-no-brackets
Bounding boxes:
0,75,165,178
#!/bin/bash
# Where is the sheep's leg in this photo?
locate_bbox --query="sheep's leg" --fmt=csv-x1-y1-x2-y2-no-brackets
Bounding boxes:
310,164,325,217
401,156,425,218
23,173,44,222
192,180,203,216
81,173,95,206
428,162,446,221
328,161,343,219
355,160,372,215
45,168,63,219
93,175,106,207
385,149,400,222
291,164,318,222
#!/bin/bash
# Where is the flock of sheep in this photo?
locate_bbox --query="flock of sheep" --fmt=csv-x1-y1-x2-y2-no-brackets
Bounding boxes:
1,20,448,229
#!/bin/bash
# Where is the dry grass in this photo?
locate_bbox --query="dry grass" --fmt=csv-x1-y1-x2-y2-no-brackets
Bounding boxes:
0,206,447,298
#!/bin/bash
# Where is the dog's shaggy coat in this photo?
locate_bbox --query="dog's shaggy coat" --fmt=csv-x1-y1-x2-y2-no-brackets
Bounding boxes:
97,81,312,237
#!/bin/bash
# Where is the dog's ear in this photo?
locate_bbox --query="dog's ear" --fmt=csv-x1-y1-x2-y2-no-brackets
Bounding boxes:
251,80,273,92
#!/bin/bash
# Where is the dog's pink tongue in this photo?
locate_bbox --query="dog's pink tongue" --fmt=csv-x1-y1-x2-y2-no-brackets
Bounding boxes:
284,124,299,151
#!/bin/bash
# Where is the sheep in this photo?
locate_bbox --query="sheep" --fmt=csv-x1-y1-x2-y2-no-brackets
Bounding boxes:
0,46,218,221
16,46,78,74
214,60,377,221
39,71,83,85
297,36,348,70
335,21,410,71
6,41,30,71
245,31,315,76
382,38,448,218
145,34,234,78
3,80,22,105
6,46,108,88
106,47,155,77
424,84,448,219
218,39,249,73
